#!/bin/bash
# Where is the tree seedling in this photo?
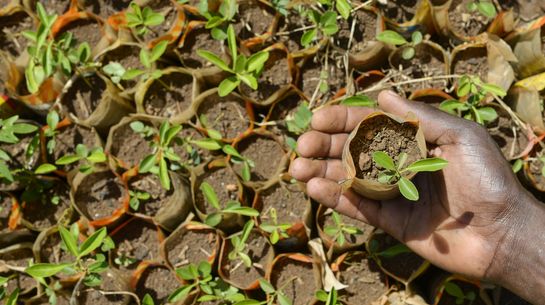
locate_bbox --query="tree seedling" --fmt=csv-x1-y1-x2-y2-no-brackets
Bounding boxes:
271,0,289,16
323,210,362,247
200,182,259,227
259,208,291,245
259,278,294,305
198,0,238,40
377,30,422,60
129,190,151,211
55,144,107,174
126,2,165,36
443,282,476,305
315,288,342,305
372,151,448,201
222,144,255,182
197,24,269,97
132,120,182,190
301,10,339,47
43,111,60,155
318,0,352,19
440,75,506,125
228,220,255,268
0,115,38,182
466,0,497,19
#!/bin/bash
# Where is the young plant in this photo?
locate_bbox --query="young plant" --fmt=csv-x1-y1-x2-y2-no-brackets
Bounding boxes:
377,30,422,60
440,75,506,125
285,103,313,151
317,0,352,19
55,144,107,174
129,190,151,211
315,288,342,305
223,144,255,182
259,208,291,245
372,151,448,201
126,2,165,36
43,111,60,155
271,0,289,16
466,0,497,19
200,182,259,227
301,10,339,47
132,120,182,190
0,115,38,182
197,24,269,97
443,282,477,305
259,278,294,305
1,288,19,305
323,210,363,246
228,220,255,268
198,0,238,40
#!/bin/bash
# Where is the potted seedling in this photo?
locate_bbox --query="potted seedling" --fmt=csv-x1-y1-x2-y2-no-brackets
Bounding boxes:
300,9,339,48
125,1,181,44
131,263,182,304
341,112,447,201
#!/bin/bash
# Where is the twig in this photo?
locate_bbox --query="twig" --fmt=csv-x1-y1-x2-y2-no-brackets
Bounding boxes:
492,94,532,134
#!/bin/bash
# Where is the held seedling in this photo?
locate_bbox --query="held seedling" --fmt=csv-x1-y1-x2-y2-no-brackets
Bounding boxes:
197,24,269,97
200,182,259,227
43,111,60,155
443,282,477,305
377,30,423,60
372,151,448,201
223,144,255,182
198,0,238,40
126,2,165,36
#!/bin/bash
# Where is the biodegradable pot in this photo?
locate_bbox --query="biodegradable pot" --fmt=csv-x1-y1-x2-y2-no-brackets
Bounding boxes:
388,40,449,95
430,0,514,46
0,0,25,17
316,205,374,258
70,166,128,227
494,0,545,23
126,171,193,232
134,67,202,122
331,251,389,305
191,159,247,233
507,16,545,79
125,0,185,45
341,112,427,201
59,72,134,135
266,253,322,305
506,86,545,135
218,228,275,290
253,181,312,252
161,219,222,270
430,274,492,305
131,262,182,305
376,0,435,35
238,43,296,106
367,232,430,287
34,227,81,283
75,269,132,305
0,192,34,248
234,0,280,51
231,131,289,189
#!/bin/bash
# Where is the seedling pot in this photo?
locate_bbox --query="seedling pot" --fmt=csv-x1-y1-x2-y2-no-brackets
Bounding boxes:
341,112,427,201
377,0,435,36
130,262,183,304
235,0,280,51
74,268,132,305
506,16,545,78
0,192,35,248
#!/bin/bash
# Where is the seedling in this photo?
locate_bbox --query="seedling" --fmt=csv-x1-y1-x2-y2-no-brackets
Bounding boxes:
443,282,476,305
372,151,448,201
228,220,255,268
0,115,38,182
301,10,339,47
377,30,422,60
198,0,238,40
197,24,269,97
286,103,312,135
259,208,291,245
223,144,255,182
43,111,60,155
271,0,289,16
1,288,18,305
368,239,412,260
466,0,497,19
142,294,155,305
129,190,151,211
131,120,182,190
323,210,363,246
259,277,295,305
126,2,165,36
315,288,342,305
512,158,524,174
200,182,259,227
55,144,107,174
318,0,352,19
440,75,506,125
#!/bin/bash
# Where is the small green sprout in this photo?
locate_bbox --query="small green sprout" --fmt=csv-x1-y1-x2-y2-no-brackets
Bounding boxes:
512,159,524,174
142,294,155,305
341,95,377,107
228,220,255,268
259,277,295,305
129,190,150,211
0,115,38,182
301,10,339,47
440,75,506,125
372,151,448,201
444,282,477,305
377,30,422,60
200,182,259,227
259,208,291,245
197,24,269,97
323,210,362,246
43,111,60,155
315,288,342,305
317,0,352,19
466,0,497,19
3,288,19,305
222,144,255,182
126,2,165,36
198,0,238,40
271,0,289,16
55,144,107,174
286,103,312,136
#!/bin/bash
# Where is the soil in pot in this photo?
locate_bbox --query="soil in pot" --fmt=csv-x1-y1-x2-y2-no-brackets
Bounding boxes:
452,48,488,82
142,71,194,118
438,280,487,305
76,271,129,305
21,181,71,231
57,19,103,48
234,0,275,40
73,170,125,221
195,166,241,215
166,229,218,268
0,11,33,58
371,233,426,281
49,123,100,173
179,26,227,69
112,218,162,272
100,44,144,90
108,120,154,169
222,230,273,288
197,93,249,140
62,73,107,121
0,128,40,171
270,257,317,305
376,0,418,23
260,183,307,225
320,208,373,246
135,265,180,304
5,272,35,295
348,115,420,181
239,49,291,103
41,0,71,16
487,113,528,160
128,173,173,216
40,233,75,266
81,0,132,20
448,0,493,38
232,135,284,182
1,246,34,267
336,9,378,53
300,56,345,102
277,12,311,53
172,126,212,167
337,252,388,305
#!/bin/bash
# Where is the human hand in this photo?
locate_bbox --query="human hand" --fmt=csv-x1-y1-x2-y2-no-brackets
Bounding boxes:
290,90,532,281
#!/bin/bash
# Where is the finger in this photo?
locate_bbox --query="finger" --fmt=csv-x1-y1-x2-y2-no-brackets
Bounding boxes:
311,105,375,133
297,131,348,158
289,158,346,182
306,177,381,226
378,90,470,145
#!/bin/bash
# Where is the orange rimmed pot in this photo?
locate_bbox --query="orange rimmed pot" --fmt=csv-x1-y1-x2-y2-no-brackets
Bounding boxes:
505,16,545,79
130,261,183,304
235,0,281,51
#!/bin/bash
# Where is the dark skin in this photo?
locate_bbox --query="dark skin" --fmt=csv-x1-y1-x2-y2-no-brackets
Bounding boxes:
290,91,545,304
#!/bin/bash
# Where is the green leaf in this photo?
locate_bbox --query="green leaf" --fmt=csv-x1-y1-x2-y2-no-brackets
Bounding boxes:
200,182,220,210
277,292,292,305
150,40,168,62
376,30,407,45
218,76,240,97
457,79,471,97
198,50,231,71
26,263,73,278
87,149,106,163
372,151,395,171
139,154,157,173
159,158,170,190
206,16,225,29
512,159,523,173
227,24,237,65
259,278,276,294
35,163,57,174
246,51,269,72
476,1,497,18
397,152,408,170
224,206,259,217
324,226,338,236
444,282,465,299
336,0,351,19
12,123,38,134
144,11,165,26
477,107,498,123
404,158,448,173
78,227,107,258
341,95,376,107
25,61,39,94
59,226,79,257
301,28,317,47
143,293,156,305
378,243,411,258
168,285,193,302
481,82,506,97
398,177,419,201
205,212,222,227
241,161,251,181
315,290,328,302
439,99,468,114
222,144,242,158
402,47,415,60
193,138,222,150
122,69,145,80
6,289,19,305
207,128,222,140
239,73,258,90
320,11,339,35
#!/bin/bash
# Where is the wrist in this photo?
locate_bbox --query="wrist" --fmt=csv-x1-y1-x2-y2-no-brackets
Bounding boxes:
485,190,545,303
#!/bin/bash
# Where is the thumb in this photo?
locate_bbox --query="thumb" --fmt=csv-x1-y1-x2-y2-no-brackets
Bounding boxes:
378,90,469,145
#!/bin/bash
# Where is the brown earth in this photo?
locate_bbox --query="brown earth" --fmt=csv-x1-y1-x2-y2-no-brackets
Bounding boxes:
57,19,103,48
80,0,133,20
301,56,345,102
113,219,162,266
372,233,426,281
21,182,70,230
270,257,317,305
0,194,11,233
321,209,374,246
452,47,489,81
336,9,378,53
0,11,33,58
0,247,33,267
76,271,128,305
499,0,545,22
197,93,249,140
529,158,545,190
448,0,492,38
62,74,107,120
128,173,173,216
100,44,143,90
337,252,388,304
143,71,194,118
179,26,227,69
376,0,418,23
232,135,285,182
234,0,274,40
74,170,125,220
142,0,177,41
260,183,307,225
488,113,528,161
136,265,181,304
166,229,218,268
108,120,154,168
195,166,241,215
